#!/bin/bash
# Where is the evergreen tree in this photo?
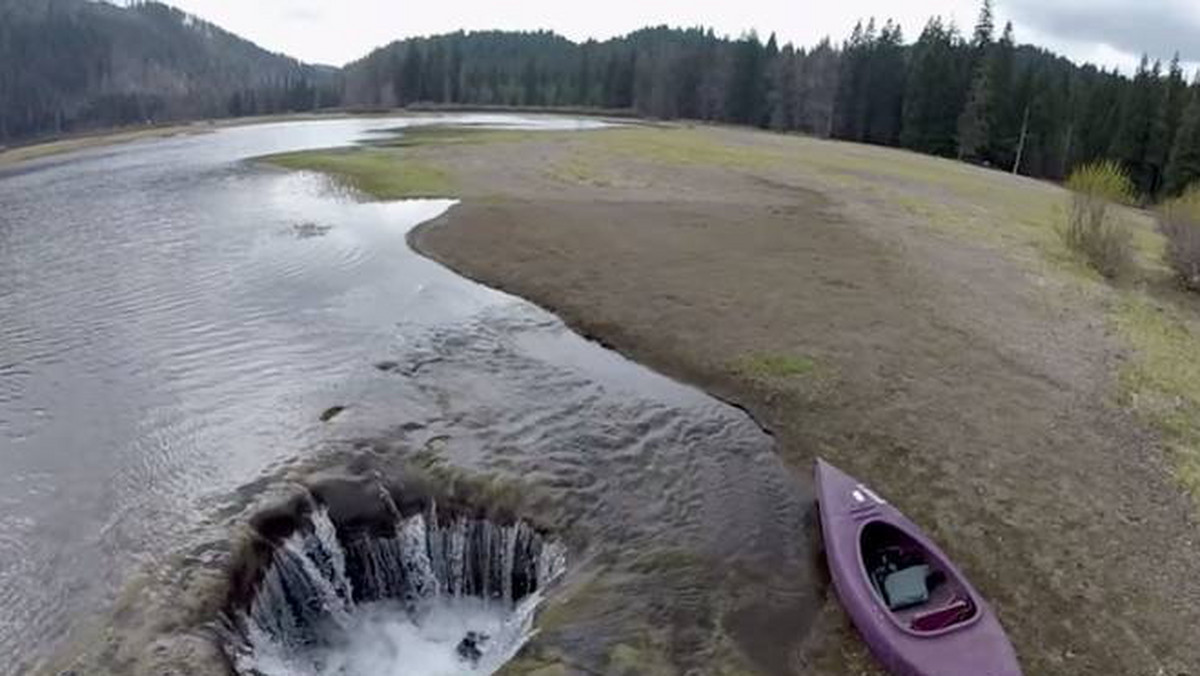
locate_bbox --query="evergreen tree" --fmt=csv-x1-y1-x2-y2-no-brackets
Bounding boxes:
1148,55,1188,195
958,64,991,159
901,18,963,155
834,19,876,142
957,0,997,160
400,45,424,104
970,0,994,50
1164,80,1200,195
795,38,841,137
1111,56,1162,194
864,20,906,146
767,43,796,130
987,22,1017,163
727,32,767,126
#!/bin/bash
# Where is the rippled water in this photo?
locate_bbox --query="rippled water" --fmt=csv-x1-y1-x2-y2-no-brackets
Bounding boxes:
0,115,818,674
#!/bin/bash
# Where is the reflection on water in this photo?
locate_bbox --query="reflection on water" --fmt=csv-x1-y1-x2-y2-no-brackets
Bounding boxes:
0,115,817,674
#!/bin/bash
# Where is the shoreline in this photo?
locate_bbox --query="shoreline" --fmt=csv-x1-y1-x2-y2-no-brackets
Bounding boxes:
0,108,632,169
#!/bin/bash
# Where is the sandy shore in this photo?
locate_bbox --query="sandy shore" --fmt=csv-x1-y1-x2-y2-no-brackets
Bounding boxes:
389,124,1200,675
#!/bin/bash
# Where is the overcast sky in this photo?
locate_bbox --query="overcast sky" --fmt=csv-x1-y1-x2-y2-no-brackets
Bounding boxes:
165,0,1200,75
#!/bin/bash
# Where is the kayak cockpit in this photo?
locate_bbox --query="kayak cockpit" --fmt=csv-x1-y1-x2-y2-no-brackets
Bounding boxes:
860,520,979,635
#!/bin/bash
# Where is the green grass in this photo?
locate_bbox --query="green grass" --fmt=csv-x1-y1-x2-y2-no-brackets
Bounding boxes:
732,352,815,379
546,154,616,187
261,147,454,199
580,127,783,170
1112,295,1200,501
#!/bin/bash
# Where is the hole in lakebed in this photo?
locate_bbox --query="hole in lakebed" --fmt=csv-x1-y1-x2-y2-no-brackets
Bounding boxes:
221,477,566,676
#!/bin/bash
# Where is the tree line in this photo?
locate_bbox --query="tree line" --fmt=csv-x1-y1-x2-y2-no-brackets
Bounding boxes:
4,0,1199,198
343,1,1200,198
0,0,338,144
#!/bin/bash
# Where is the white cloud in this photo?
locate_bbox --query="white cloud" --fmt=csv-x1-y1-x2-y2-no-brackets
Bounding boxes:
1004,0,1200,74
167,0,982,65
164,0,1199,76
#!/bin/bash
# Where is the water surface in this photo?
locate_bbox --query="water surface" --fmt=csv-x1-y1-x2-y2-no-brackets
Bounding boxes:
0,115,817,673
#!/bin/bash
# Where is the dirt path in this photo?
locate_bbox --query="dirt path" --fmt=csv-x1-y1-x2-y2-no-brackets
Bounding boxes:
394,124,1200,676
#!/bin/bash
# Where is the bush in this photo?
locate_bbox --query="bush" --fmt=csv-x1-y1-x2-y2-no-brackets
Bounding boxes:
1158,185,1200,291
1062,160,1135,278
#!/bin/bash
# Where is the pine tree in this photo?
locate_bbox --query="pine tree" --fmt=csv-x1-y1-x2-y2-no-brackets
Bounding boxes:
1164,80,1200,195
1147,55,1187,194
987,22,1017,163
1110,56,1161,194
865,20,906,145
970,0,994,50
727,31,766,126
833,19,877,142
901,18,962,156
957,0,996,159
400,45,424,104
767,43,795,130
796,38,840,137
958,64,991,159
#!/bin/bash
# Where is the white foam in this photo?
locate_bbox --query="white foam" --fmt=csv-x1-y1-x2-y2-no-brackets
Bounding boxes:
241,594,543,676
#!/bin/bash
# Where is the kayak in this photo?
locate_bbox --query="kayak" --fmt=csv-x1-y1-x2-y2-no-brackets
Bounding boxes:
815,458,1022,676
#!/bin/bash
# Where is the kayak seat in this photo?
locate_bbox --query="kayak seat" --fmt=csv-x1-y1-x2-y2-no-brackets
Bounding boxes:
910,596,975,632
882,564,930,610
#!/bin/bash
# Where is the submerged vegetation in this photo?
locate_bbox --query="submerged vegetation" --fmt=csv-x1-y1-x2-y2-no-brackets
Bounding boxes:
262,146,454,199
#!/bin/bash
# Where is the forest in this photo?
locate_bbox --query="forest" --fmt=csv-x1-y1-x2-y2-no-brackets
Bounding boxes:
3,0,1200,197
342,1,1200,198
0,0,338,143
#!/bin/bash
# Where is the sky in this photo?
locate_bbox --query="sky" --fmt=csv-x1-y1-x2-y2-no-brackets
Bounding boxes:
163,0,1200,75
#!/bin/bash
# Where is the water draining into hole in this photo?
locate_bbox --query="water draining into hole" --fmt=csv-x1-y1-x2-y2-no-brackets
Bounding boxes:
225,496,565,676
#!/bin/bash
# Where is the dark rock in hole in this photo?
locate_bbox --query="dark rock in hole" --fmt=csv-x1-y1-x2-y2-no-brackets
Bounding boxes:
457,631,489,665
319,405,346,422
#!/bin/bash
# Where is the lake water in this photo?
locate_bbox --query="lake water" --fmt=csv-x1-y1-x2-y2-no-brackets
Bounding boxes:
0,115,818,674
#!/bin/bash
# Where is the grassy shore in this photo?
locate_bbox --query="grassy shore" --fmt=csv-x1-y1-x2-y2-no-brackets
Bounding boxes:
258,121,1200,676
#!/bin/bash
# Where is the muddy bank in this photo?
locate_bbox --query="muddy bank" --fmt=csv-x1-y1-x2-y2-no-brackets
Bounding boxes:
406,125,1200,675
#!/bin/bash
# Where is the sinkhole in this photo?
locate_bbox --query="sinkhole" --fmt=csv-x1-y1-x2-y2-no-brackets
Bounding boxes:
221,477,565,676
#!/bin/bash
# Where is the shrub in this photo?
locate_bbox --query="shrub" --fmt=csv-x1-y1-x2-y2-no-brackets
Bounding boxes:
1062,160,1135,278
1158,185,1200,291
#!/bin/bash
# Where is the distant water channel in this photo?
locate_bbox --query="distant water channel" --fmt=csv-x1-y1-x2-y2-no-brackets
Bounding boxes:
0,115,818,674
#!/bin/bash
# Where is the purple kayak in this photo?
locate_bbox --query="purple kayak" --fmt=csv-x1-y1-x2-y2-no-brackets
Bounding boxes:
815,459,1022,676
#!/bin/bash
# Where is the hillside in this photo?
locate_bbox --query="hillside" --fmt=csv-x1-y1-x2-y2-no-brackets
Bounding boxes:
0,0,338,143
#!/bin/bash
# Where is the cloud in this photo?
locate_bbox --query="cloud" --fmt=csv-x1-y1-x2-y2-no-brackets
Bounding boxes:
280,8,322,23
1006,0,1200,64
